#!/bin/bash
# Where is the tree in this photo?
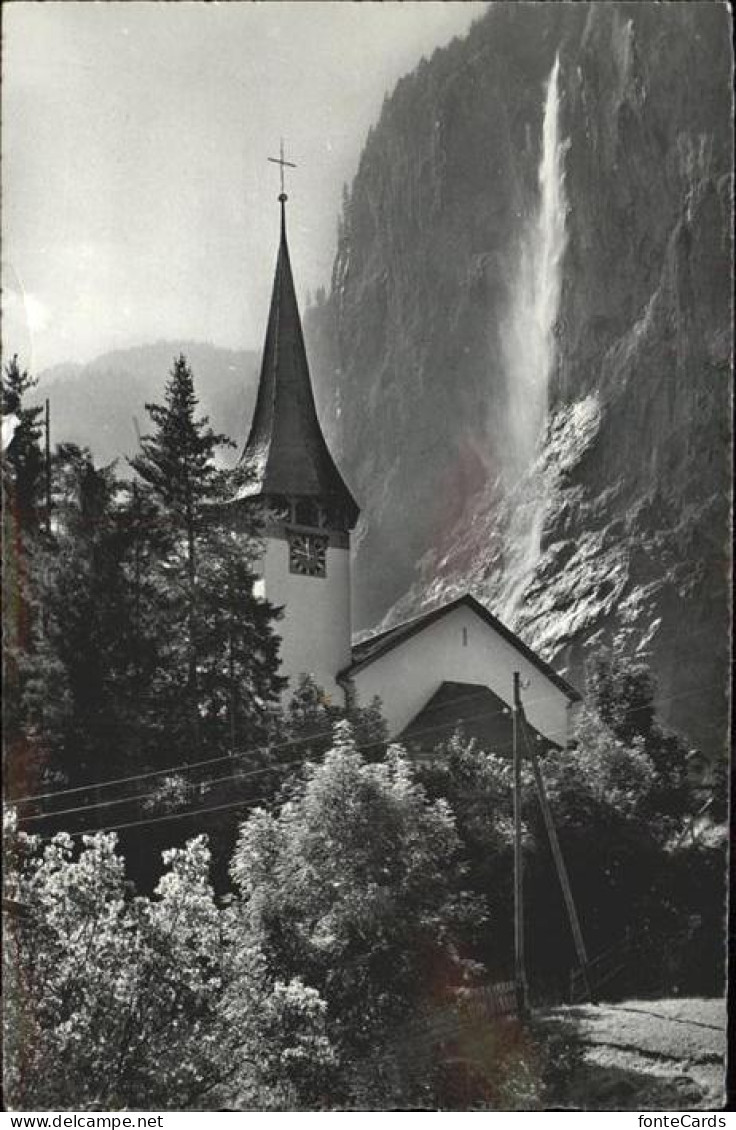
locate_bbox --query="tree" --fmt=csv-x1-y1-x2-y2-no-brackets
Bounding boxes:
2,354,45,529
3,816,334,1111
417,732,520,978
417,654,720,999
195,525,284,757
21,445,145,788
130,355,231,738
280,674,388,765
130,355,284,762
229,722,479,1107
585,644,695,829
2,355,46,798
3,819,223,1109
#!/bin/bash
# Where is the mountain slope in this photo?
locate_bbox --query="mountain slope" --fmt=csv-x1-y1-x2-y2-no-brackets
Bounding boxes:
306,2,732,758
39,341,259,466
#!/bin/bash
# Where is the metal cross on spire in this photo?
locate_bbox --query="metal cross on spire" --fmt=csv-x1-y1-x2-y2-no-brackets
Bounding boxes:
268,139,297,200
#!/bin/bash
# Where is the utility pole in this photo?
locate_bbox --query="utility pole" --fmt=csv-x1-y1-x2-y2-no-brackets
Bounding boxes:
132,481,142,674
130,479,144,766
517,696,596,1005
512,672,529,1017
228,575,237,756
44,398,51,535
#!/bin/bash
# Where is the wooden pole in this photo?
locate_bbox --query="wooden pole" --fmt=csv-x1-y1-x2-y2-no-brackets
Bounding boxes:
132,482,141,675
518,705,596,1004
44,398,51,535
512,672,529,1017
131,480,143,764
228,617,236,757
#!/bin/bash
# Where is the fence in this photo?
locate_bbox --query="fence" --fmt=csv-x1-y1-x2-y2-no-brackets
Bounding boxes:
458,979,518,1021
569,937,635,1004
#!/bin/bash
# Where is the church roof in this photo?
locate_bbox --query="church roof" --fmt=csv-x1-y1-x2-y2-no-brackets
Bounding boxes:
399,680,559,755
237,196,359,527
341,593,581,701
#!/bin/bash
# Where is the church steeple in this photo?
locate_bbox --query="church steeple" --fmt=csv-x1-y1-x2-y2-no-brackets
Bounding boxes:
235,166,358,703
238,190,359,530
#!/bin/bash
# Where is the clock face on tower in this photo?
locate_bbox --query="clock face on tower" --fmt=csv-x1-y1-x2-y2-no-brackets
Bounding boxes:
288,532,327,577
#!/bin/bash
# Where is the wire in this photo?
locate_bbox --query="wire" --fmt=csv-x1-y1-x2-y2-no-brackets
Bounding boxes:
15,694,520,825
8,674,719,818
13,675,719,836
7,682,517,807
8,747,242,806
17,759,293,824
31,702,519,841
61,794,280,840
8,612,724,806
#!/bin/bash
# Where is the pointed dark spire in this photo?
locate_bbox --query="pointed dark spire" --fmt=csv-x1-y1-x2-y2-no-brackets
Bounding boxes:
238,195,359,529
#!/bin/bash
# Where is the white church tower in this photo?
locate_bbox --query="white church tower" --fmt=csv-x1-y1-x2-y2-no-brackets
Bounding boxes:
234,187,360,704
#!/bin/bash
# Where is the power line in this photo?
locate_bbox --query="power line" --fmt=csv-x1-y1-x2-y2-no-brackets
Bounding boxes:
7,675,718,817
17,759,292,825
7,683,516,808
15,695,522,826
12,676,718,837
60,793,281,840
8,747,239,806
27,702,522,841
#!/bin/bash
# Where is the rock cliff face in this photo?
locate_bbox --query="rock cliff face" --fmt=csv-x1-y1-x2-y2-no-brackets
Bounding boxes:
306,2,732,758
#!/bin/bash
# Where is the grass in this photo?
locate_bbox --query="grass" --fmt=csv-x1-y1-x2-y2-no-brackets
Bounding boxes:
541,997,726,1111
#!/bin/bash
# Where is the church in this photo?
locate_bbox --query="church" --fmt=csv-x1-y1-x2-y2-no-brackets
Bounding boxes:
232,187,580,756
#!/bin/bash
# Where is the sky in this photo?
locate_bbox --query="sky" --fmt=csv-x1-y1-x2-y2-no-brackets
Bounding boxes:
2,0,488,374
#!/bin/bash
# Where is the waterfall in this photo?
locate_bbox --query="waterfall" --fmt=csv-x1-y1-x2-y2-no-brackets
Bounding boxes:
499,55,568,623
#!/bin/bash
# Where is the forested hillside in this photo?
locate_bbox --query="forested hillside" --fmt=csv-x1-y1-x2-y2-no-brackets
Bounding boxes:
40,341,258,466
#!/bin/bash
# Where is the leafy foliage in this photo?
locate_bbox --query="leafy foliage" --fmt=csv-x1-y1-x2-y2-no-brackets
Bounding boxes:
3,816,334,1111
281,673,388,761
4,821,225,1109
229,722,480,1106
585,645,695,829
417,653,722,999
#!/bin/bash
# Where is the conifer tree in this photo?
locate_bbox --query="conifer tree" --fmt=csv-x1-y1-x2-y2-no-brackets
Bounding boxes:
2,355,46,797
23,444,142,787
2,354,45,528
130,354,284,762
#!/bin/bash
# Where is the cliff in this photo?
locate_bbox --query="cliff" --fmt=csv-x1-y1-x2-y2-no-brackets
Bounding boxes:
306,2,732,758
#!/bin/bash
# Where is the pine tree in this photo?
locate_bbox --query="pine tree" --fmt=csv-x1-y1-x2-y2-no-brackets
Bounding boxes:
23,444,143,787
130,355,230,750
196,535,284,755
130,354,284,762
2,355,46,798
2,354,45,528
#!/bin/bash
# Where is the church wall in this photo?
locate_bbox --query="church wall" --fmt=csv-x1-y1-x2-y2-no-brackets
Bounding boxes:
259,535,352,706
349,604,572,747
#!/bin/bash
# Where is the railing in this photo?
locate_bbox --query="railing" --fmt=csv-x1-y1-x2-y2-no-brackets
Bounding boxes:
569,937,635,1003
458,979,518,1020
